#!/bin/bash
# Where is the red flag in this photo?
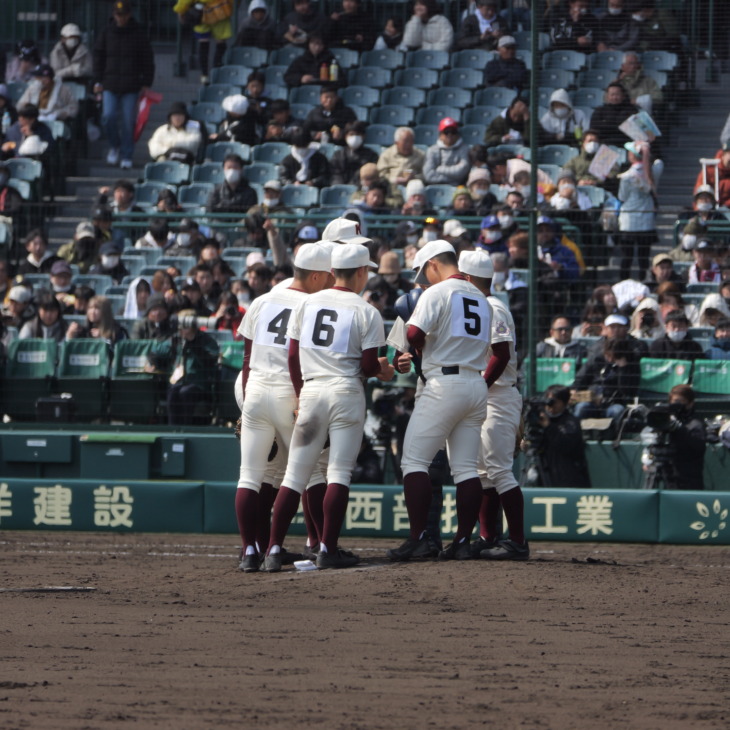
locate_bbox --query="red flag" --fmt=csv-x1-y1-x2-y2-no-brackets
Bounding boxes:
134,89,163,142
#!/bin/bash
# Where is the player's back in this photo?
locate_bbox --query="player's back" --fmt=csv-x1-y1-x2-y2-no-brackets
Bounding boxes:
409,277,491,378
239,287,307,379
290,288,385,379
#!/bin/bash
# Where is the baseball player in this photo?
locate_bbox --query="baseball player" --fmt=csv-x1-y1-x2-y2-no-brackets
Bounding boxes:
264,243,394,571
388,240,492,561
387,286,448,556
235,242,334,573
458,249,529,561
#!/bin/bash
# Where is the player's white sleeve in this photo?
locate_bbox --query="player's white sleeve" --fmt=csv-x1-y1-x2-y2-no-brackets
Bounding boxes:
360,306,386,351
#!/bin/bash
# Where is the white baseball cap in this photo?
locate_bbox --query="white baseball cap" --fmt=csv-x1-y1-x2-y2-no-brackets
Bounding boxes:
321,217,371,246
405,179,425,198
61,23,81,37
294,242,333,272
222,94,249,115
331,243,377,269
9,286,32,303
498,35,517,48
413,239,455,285
263,179,282,191
245,251,265,268
443,219,467,238
605,314,629,327
459,249,494,278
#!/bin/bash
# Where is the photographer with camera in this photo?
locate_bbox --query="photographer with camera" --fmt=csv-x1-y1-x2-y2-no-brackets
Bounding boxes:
643,385,707,490
527,385,592,488
149,309,219,425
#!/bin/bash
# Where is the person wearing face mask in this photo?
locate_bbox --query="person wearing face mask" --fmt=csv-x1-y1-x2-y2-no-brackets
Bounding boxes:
596,0,639,52
279,129,330,188
164,218,206,258
688,240,722,286
678,185,726,239
417,216,442,247
134,218,174,250
330,121,378,185
548,0,599,53
649,310,705,361
540,89,589,146
562,129,620,193
50,24,93,80
492,204,520,240
207,153,258,213
549,171,592,212
89,241,129,284
466,167,498,216
629,0,681,54
48,260,77,314
705,317,730,360
476,215,507,255
659,385,706,491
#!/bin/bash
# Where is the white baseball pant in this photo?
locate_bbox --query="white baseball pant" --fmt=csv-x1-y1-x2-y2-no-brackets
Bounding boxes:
401,374,488,483
478,383,522,495
282,376,366,493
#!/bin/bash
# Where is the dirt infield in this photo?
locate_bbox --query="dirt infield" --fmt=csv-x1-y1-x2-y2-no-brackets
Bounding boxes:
1,532,728,730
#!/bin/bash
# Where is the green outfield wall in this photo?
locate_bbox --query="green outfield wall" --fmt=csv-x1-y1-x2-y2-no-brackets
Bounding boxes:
1,479,728,545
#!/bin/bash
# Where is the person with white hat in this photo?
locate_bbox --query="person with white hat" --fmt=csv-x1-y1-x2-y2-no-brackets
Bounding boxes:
387,239,491,561
49,23,93,81
235,242,335,573
210,94,258,147
484,35,529,90
457,249,528,560
264,243,394,571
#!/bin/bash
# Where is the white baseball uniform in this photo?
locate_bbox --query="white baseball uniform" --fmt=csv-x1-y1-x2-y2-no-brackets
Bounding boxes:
400,277,491,483
236,286,318,493
282,288,385,493
478,295,522,495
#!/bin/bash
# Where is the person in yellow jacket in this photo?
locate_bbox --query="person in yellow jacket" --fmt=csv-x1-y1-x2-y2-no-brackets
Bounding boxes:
173,0,233,84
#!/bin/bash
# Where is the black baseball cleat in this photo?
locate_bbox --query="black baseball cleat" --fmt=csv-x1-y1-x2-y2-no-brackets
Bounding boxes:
280,547,304,565
302,544,319,561
316,548,360,569
480,539,530,561
438,540,473,561
239,553,260,573
386,536,439,561
470,536,499,558
263,553,282,572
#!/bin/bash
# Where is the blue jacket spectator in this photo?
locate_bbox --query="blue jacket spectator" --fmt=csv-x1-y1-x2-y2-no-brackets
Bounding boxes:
705,319,730,360
537,216,580,280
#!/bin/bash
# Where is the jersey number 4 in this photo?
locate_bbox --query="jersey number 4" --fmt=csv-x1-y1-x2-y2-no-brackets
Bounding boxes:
267,308,292,345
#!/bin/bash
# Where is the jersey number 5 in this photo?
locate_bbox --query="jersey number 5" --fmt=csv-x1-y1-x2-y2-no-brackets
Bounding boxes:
462,297,481,336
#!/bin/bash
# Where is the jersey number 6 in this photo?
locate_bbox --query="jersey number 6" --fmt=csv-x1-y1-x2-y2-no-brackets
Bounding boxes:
312,308,338,347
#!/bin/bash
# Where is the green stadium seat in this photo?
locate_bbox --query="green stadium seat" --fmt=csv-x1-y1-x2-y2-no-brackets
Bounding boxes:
8,179,31,200
264,65,287,87
364,124,397,147
320,185,357,207
406,49,450,70
349,66,391,89
341,85,381,108
641,50,678,72
424,184,456,209
135,181,175,207
381,86,426,108
361,49,404,69
643,69,668,88
5,158,42,181
460,125,485,146
579,68,616,89
190,102,226,126
539,69,576,89
57,339,111,420
289,85,322,105
686,283,717,295
428,87,473,108
415,106,462,126
144,161,191,186
193,161,225,184
211,65,252,87
441,67,482,90
207,141,251,163
252,142,290,165
178,182,214,208
589,51,622,70
639,358,692,398
394,68,438,89
331,48,359,70
542,49,587,72
464,106,501,125
198,83,238,104
2,338,57,420
515,49,532,69
109,339,163,423
474,87,518,107
226,46,268,68
270,47,301,66
244,162,278,185
280,185,320,208
577,185,607,207
538,144,579,167
370,106,415,126
452,49,493,69
413,125,438,146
